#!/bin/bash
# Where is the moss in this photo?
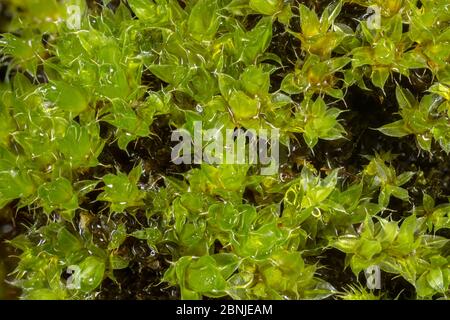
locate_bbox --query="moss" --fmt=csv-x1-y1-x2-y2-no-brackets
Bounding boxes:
0,0,449,300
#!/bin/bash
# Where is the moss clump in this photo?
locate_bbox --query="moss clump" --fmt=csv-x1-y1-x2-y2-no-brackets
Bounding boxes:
0,0,449,300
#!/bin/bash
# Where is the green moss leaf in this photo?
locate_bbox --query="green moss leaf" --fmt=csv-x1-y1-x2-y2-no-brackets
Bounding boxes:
228,90,259,120
249,0,282,15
